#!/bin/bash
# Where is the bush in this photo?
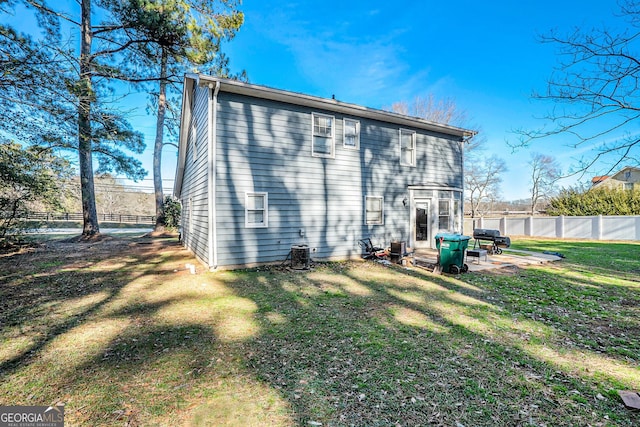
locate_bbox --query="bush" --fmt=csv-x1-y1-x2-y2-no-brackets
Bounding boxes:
547,187,640,215
163,196,181,229
0,142,69,241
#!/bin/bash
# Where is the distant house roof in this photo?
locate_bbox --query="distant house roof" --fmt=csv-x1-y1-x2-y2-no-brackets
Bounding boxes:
591,166,640,188
591,175,609,185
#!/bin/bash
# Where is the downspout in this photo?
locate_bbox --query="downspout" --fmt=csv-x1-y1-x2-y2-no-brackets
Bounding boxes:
461,133,473,235
461,137,466,234
208,81,220,270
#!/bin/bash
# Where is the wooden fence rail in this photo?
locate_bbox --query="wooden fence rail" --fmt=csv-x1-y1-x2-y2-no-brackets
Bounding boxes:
13,212,156,225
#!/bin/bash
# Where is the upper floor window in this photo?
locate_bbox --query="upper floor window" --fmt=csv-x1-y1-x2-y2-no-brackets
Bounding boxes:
312,113,335,158
343,118,360,150
191,113,197,163
400,129,416,166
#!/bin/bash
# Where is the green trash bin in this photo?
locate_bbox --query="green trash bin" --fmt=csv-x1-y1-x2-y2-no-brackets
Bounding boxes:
435,233,471,274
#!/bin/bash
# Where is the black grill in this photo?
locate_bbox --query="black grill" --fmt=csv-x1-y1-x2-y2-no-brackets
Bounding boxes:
473,229,501,240
472,229,511,254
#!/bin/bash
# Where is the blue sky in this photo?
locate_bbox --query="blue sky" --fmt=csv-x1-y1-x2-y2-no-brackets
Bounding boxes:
217,0,626,200
6,1,629,200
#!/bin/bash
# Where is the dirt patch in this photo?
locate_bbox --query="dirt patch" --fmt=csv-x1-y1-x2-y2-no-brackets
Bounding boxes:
144,230,179,238
0,235,181,273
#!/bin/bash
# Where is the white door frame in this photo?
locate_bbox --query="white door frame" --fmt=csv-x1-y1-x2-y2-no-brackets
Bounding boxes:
412,198,433,249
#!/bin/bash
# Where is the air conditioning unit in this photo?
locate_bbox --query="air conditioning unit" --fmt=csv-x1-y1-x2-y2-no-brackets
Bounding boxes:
291,245,310,270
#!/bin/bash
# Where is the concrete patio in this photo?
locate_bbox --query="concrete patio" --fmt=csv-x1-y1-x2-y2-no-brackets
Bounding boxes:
411,247,563,273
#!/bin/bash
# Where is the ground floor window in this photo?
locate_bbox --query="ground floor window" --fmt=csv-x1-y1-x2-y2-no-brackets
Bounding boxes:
453,197,462,232
188,197,194,234
437,190,463,233
438,199,450,231
365,195,384,225
245,192,268,228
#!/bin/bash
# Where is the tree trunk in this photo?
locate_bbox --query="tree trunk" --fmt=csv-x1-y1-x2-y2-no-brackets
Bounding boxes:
79,0,100,237
469,195,477,218
153,49,168,232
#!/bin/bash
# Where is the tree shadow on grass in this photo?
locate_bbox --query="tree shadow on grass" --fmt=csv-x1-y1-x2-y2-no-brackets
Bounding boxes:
218,262,640,426
2,238,638,426
0,236,188,377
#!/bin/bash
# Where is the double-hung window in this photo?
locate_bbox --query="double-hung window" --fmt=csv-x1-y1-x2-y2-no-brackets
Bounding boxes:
188,197,194,234
191,114,197,163
245,192,268,228
312,113,335,158
438,199,450,231
343,118,360,150
400,129,416,166
365,196,384,225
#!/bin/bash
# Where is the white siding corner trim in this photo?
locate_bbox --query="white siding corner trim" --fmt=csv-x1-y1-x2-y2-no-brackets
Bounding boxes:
208,81,220,270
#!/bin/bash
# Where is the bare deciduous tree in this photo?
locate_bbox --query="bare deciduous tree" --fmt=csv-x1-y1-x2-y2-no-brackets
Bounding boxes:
465,155,506,218
389,95,467,127
529,153,561,215
388,95,506,216
518,0,640,175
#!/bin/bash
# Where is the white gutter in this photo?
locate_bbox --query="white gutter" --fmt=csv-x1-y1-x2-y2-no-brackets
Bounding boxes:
208,81,220,270
173,74,201,198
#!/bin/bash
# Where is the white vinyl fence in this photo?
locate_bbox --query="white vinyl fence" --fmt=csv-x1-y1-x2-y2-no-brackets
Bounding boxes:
464,215,640,241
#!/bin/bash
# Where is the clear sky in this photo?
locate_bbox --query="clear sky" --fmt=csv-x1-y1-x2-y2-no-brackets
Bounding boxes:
216,0,626,200
5,1,630,200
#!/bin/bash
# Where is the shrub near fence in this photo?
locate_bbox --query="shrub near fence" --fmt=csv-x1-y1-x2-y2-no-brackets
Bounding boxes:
20,212,156,225
464,215,640,241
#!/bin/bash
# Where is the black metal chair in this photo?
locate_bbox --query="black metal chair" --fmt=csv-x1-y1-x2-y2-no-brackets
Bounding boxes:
358,238,386,259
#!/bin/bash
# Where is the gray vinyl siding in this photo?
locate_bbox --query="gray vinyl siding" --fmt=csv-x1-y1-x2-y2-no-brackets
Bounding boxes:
213,92,463,267
180,86,210,265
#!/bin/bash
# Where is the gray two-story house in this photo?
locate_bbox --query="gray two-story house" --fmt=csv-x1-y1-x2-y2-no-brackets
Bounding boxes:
174,75,475,269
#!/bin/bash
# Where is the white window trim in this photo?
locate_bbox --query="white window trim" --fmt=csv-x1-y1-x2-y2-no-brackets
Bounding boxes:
245,192,268,228
311,112,335,158
364,195,384,225
343,118,360,150
399,128,416,167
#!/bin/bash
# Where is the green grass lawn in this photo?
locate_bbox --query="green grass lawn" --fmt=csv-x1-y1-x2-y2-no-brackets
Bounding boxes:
0,236,638,426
